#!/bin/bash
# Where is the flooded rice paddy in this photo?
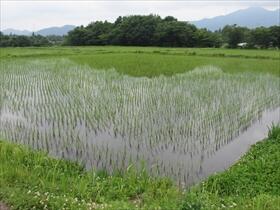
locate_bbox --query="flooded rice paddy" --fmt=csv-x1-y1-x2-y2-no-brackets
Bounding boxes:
0,59,279,186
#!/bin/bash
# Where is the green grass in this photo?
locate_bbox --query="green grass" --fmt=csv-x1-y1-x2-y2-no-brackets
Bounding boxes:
182,124,280,210
0,141,182,210
1,125,279,209
71,53,280,77
1,46,279,77
1,46,279,59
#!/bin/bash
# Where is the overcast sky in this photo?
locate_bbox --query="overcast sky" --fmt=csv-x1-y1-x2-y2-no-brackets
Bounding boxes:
1,0,279,31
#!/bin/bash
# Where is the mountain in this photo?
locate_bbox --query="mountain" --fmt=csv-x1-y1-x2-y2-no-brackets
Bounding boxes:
192,7,280,31
36,25,76,36
3,7,279,35
2,25,76,36
2,28,32,36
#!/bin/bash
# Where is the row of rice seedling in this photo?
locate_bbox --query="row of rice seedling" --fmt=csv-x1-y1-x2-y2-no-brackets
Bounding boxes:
0,59,279,186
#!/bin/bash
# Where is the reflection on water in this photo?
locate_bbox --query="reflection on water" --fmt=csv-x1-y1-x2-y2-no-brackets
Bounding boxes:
1,106,279,186
198,107,280,184
0,60,280,186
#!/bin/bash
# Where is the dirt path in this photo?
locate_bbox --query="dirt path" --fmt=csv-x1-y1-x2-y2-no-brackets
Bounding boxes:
0,202,9,210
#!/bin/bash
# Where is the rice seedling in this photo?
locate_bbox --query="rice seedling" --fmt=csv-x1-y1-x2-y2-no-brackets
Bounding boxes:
0,58,279,186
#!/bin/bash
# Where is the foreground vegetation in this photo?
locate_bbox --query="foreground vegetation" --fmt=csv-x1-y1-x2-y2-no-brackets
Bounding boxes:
1,125,279,209
0,140,182,209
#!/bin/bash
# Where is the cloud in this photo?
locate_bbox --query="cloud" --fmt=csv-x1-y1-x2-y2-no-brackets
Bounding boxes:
1,0,279,30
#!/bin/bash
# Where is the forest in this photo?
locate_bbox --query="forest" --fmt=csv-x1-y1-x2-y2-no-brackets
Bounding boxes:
1,15,279,48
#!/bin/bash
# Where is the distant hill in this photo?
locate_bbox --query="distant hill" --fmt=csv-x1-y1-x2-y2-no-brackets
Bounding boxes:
3,7,279,35
192,7,280,31
2,28,32,36
2,25,76,36
36,25,76,36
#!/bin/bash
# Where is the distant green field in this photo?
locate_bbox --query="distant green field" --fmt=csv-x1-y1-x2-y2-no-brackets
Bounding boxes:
1,46,279,76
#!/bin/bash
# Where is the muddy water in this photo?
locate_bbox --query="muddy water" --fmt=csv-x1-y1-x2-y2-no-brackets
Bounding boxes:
77,107,280,187
1,107,279,187
199,107,280,182
1,62,280,187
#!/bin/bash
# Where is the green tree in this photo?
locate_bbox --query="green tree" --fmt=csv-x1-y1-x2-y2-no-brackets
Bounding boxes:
194,28,222,47
250,27,272,48
64,15,278,49
66,26,87,46
269,26,280,48
222,25,248,48
30,34,50,46
111,15,161,46
154,21,197,47
85,21,113,45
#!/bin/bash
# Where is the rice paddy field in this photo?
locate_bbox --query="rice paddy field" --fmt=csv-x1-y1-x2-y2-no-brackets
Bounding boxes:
0,46,280,209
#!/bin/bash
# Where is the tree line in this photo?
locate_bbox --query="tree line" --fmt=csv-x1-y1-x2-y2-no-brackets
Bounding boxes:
0,33,64,47
1,15,279,48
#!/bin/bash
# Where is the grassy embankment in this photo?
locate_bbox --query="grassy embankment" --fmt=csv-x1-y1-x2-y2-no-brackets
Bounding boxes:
1,125,279,210
0,140,182,210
